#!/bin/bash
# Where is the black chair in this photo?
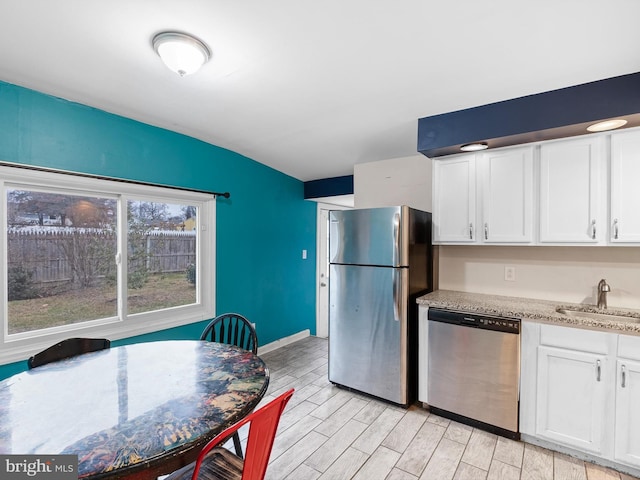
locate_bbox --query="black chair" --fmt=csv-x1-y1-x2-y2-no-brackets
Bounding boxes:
200,313,258,354
27,337,111,369
200,313,258,458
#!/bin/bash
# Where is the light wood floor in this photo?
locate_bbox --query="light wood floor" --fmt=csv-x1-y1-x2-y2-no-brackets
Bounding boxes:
255,336,639,480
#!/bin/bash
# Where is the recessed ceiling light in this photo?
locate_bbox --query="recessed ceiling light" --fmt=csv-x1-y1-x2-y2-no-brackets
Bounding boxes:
460,142,488,152
587,119,628,132
153,32,211,77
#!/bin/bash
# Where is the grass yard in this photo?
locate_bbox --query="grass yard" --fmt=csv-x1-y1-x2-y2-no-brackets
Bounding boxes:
8,272,196,334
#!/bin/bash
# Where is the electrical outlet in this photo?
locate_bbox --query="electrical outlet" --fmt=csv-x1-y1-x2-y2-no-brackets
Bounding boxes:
504,266,516,282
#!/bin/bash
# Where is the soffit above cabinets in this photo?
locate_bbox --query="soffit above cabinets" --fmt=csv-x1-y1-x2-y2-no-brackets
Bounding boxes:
418,71,640,158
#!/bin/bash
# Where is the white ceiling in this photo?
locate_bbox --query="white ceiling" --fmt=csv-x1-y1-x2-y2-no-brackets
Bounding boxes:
1,0,639,181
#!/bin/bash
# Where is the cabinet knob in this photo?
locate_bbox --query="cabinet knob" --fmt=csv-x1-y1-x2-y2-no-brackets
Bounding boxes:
613,218,619,240
591,219,597,240
596,359,601,382
484,223,488,240
622,364,626,388
469,223,474,240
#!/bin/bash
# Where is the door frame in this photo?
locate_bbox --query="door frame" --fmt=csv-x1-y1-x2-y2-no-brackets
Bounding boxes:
315,202,351,338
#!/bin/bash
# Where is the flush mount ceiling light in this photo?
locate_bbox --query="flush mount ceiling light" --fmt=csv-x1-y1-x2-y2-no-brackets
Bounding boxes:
587,118,628,132
460,142,488,152
152,32,211,77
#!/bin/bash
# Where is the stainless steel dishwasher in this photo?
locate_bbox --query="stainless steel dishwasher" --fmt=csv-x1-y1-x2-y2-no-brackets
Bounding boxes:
427,308,521,439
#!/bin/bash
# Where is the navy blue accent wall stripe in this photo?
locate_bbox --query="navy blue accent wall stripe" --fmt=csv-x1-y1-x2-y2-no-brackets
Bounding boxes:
418,71,640,157
304,175,354,198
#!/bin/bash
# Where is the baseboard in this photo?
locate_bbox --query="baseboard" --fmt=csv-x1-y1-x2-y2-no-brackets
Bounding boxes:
257,329,310,355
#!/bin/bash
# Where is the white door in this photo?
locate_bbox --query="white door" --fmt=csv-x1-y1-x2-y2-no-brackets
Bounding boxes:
536,345,607,454
611,130,640,243
539,136,605,243
614,358,640,467
432,154,477,243
316,203,350,338
480,146,534,243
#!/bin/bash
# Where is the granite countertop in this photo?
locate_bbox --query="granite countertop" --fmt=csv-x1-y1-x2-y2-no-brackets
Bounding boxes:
417,290,640,335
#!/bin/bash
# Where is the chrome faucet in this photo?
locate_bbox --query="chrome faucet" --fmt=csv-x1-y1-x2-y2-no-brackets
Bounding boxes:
597,279,611,309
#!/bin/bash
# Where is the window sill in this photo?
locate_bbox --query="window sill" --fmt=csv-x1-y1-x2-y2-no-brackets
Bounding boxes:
0,307,213,365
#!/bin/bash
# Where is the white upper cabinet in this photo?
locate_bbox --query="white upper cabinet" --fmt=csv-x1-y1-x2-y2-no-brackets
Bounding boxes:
480,147,534,243
431,127,640,246
433,154,476,243
432,146,533,244
610,130,640,243
539,136,606,244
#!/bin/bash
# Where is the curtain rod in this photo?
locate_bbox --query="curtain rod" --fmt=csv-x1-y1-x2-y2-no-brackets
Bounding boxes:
0,161,230,199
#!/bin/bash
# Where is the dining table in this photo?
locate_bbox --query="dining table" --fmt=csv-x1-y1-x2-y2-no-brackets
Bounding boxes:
0,340,270,480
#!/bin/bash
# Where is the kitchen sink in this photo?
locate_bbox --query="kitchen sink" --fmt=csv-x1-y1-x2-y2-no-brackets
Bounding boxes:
555,306,640,324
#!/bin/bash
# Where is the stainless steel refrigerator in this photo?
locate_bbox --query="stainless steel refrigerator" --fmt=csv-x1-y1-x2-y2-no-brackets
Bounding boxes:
328,206,433,406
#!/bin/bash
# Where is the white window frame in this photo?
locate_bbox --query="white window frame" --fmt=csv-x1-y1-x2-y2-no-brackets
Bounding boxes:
0,165,215,364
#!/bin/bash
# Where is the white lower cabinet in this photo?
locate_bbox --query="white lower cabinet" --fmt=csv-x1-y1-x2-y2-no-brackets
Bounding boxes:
614,335,640,467
536,345,608,454
522,322,640,472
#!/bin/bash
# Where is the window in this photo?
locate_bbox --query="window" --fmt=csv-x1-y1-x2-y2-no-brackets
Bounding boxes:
1,165,215,364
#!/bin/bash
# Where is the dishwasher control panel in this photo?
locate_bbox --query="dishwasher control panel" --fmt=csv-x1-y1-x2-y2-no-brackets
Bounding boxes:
428,308,520,334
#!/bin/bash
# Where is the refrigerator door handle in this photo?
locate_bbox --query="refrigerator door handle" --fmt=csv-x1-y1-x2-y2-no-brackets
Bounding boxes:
393,212,400,266
393,269,406,322
393,271,401,322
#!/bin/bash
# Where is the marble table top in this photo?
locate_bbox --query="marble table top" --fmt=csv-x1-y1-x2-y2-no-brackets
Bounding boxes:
0,340,269,479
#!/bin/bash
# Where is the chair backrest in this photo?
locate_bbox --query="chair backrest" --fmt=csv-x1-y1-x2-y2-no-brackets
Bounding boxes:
191,388,294,480
28,337,111,369
200,313,258,354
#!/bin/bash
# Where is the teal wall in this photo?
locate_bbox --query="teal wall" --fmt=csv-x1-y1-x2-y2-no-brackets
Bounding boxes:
0,81,318,378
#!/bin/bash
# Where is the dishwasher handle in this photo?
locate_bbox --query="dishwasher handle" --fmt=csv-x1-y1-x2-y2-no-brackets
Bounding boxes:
427,308,466,324
461,317,479,327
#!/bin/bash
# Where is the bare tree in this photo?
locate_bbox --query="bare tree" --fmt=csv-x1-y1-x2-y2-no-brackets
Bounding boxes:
57,231,116,288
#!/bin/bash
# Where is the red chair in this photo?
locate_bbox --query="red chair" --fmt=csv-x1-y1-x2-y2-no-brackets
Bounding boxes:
165,388,294,480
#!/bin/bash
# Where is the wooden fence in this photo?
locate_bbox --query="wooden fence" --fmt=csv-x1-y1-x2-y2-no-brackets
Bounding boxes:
7,229,196,286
